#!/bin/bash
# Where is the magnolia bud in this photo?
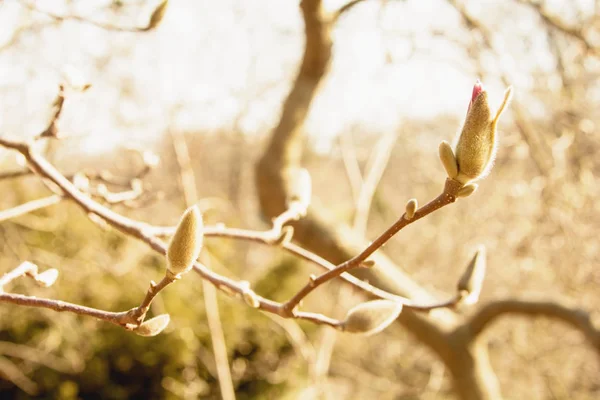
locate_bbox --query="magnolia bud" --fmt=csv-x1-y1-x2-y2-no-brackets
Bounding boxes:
342,300,403,336
457,246,487,305
34,269,59,287
166,205,204,277
439,141,458,179
134,314,170,337
454,82,512,184
457,183,478,198
405,198,418,220
360,260,376,268
242,290,260,309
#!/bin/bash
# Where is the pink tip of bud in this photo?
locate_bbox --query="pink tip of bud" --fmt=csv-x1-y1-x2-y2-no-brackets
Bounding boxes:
467,80,485,114
471,80,484,102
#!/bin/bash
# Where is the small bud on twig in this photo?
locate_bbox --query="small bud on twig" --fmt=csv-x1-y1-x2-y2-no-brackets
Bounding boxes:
242,289,260,309
34,269,59,287
360,260,375,268
341,300,403,336
457,246,487,305
134,314,170,336
439,141,458,179
166,205,204,277
454,81,512,184
457,183,478,198
405,198,418,220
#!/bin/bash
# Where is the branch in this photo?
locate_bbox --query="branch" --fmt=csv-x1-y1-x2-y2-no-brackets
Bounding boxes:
464,298,600,351
0,170,33,180
0,131,466,331
36,85,65,139
515,0,599,56
152,212,463,311
282,178,463,314
0,195,62,223
352,132,396,234
0,259,175,334
21,0,167,33
333,0,369,22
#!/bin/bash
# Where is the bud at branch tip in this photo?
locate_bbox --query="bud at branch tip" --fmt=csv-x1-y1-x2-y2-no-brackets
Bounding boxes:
166,205,204,277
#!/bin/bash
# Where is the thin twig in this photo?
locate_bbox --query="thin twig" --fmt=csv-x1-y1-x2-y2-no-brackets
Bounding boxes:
0,170,33,180
282,178,463,314
463,298,600,349
21,1,153,33
0,262,38,289
36,85,65,139
0,195,63,223
338,133,363,204
0,291,130,325
353,132,396,234
0,136,462,328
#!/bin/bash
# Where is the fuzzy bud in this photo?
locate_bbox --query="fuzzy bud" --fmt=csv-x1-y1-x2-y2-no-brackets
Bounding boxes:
360,260,375,268
134,314,171,337
34,269,59,287
342,300,403,336
454,82,512,184
457,183,478,198
166,205,204,277
457,246,487,305
405,198,418,220
242,289,260,309
439,141,458,179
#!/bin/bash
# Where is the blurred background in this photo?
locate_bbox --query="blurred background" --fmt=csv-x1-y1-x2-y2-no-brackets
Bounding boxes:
0,0,599,398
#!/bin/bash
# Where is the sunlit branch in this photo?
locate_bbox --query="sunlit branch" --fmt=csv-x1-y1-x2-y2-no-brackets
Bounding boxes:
0,195,63,223
463,298,600,351
282,178,463,314
0,260,175,333
0,133,467,329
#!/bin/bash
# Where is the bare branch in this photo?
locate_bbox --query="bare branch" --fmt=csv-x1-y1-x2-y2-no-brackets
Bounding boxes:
0,262,39,289
20,1,165,33
0,257,175,331
333,0,369,22
338,133,363,204
352,132,396,234
0,291,131,325
0,170,32,180
0,195,62,223
282,178,464,314
515,0,599,56
464,298,600,351
37,85,65,139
